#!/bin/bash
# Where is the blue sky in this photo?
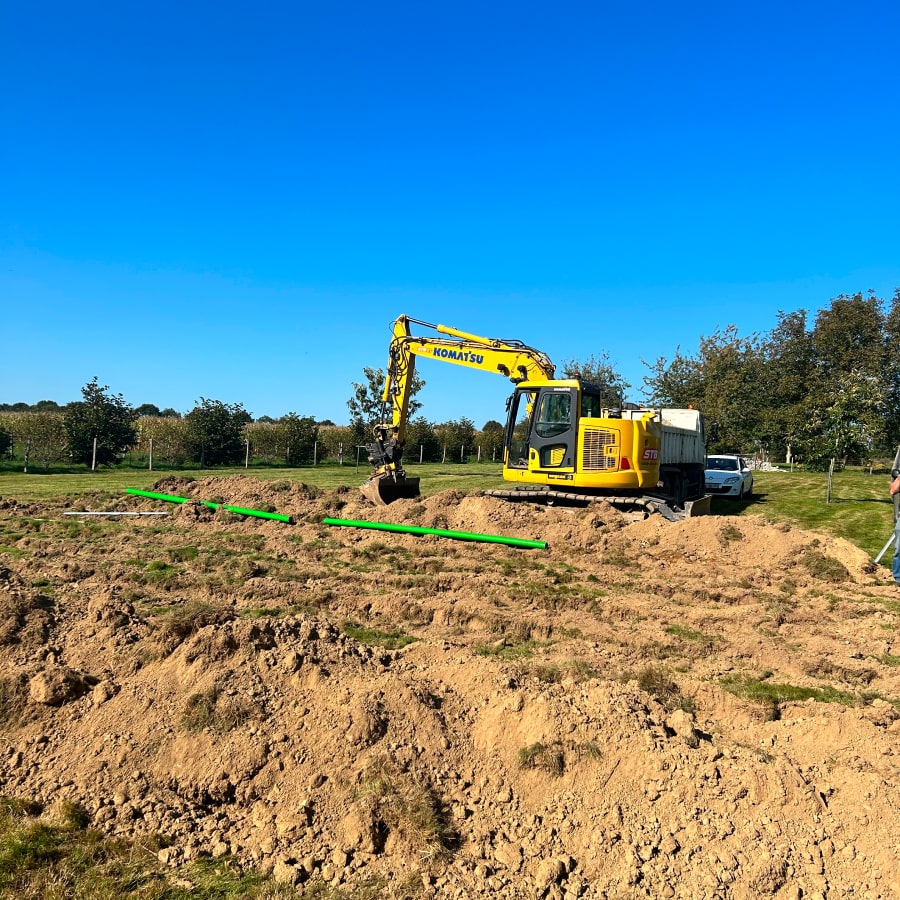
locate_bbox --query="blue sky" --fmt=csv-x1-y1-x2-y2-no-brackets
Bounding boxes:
3,1,899,427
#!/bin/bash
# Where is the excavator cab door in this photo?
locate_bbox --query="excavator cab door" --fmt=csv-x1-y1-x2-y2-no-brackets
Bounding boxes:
529,387,577,471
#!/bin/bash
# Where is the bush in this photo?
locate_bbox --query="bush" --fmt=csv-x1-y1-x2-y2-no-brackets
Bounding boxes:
184,399,251,466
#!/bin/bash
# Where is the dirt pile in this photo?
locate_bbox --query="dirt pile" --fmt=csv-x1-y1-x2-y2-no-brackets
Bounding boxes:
1,475,899,898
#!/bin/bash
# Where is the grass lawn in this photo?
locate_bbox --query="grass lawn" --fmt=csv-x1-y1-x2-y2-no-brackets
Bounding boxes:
729,468,897,560
0,461,507,502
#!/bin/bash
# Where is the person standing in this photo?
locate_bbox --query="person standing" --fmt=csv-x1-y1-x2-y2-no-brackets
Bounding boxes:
892,473,900,586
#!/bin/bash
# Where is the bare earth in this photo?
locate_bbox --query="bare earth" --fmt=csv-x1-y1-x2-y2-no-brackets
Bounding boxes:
1,475,899,899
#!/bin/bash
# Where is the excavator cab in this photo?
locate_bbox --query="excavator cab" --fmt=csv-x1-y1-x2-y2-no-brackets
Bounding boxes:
504,385,578,473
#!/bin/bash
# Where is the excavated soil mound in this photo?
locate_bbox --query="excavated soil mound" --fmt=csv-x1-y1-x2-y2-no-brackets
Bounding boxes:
1,475,899,898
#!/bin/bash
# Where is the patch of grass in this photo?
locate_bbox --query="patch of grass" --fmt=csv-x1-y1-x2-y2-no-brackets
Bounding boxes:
719,673,858,719
800,549,849,583
0,794,281,897
520,658,597,684
636,665,695,712
356,758,456,863
151,601,235,649
778,576,798,597
474,639,549,660
0,460,506,503
341,623,418,650
719,523,742,544
518,742,566,778
167,545,199,562
663,624,716,643
602,547,630,568
878,653,900,667
577,739,603,761
181,686,258,733
239,607,287,619
764,595,797,627
0,546,27,558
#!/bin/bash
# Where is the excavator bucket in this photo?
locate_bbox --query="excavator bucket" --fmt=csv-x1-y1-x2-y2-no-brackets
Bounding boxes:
683,495,712,517
360,474,421,506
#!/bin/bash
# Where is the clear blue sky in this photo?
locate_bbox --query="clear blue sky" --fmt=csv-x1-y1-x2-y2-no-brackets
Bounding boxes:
3,1,899,427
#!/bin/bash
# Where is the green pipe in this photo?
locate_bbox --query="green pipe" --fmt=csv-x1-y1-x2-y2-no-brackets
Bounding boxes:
322,517,547,549
126,488,293,524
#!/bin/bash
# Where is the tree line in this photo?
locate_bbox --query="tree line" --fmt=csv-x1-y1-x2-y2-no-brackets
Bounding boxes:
642,289,900,466
0,377,506,471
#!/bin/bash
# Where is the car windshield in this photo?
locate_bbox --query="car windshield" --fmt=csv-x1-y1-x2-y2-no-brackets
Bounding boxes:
707,457,738,471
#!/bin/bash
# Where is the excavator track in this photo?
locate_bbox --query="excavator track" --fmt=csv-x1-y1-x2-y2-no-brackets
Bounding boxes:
484,486,711,521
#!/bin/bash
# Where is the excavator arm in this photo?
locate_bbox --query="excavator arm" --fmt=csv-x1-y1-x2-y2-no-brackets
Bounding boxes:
361,315,556,505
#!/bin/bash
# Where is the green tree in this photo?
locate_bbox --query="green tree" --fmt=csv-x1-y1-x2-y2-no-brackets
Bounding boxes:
185,399,252,466
404,417,441,462
0,423,10,458
280,413,318,464
643,327,764,453
759,310,815,461
811,292,886,382
317,425,356,462
641,348,706,408
884,288,900,448
347,366,425,444
798,369,886,469
14,411,68,470
135,403,162,418
477,420,505,460
434,417,477,461
64,378,137,467
136,415,190,466
560,353,630,408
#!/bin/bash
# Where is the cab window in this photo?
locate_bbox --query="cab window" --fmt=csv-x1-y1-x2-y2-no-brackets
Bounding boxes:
535,392,572,438
507,390,537,468
581,392,602,418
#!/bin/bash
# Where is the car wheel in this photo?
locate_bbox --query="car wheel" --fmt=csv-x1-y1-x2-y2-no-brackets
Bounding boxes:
737,485,745,500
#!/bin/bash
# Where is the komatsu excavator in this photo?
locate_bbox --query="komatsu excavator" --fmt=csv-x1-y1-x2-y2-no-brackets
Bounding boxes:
360,315,710,518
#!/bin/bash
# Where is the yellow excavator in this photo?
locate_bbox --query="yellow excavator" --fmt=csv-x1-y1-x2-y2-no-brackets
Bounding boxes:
360,315,710,518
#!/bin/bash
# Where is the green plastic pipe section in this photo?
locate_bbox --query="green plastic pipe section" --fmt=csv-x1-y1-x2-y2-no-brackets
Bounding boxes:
127,489,544,546
126,488,293,524
322,516,547,549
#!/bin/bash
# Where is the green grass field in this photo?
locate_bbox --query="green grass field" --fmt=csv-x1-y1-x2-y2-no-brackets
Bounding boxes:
734,468,897,560
0,461,507,502
1,462,896,562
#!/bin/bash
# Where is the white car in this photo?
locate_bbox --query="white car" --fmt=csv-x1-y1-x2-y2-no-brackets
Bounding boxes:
705,454,754,499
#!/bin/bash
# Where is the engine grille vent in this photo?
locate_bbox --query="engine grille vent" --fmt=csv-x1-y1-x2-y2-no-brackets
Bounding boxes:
582,428,617,471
